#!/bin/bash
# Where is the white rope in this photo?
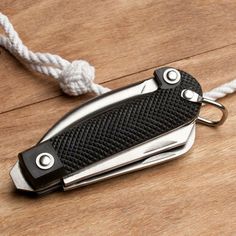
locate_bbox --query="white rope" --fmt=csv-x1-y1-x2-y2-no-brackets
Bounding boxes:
203,79,236,101
0,12,236,100
0,12,110,96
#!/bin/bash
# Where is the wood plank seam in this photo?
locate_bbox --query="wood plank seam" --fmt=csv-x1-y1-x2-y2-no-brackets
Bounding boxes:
1,41,236,116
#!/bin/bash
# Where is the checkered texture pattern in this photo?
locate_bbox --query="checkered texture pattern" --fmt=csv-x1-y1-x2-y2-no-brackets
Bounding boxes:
50,71,202,174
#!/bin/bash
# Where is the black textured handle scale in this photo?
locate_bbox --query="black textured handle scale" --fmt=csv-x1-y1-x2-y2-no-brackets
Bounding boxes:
50,69,202,173
19,68,202,188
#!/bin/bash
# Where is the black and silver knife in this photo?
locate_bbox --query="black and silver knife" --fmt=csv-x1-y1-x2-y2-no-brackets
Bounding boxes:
10,67,227,194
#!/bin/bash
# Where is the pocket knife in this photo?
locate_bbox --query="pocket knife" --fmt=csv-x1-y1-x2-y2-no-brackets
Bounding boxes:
10,67,228,194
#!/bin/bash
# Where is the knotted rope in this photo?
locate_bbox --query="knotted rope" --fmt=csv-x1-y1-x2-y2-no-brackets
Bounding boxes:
0,12,110,96
0,12,235,100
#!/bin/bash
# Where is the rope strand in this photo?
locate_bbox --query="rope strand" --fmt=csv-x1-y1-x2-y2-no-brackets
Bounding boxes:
0,12,110,96
0,12,236,100
203,79,236,101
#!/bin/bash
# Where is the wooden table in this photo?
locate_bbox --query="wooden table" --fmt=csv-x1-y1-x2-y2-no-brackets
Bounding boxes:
0,1,235,235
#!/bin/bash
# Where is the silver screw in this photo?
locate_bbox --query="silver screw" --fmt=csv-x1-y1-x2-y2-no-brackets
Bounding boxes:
183,90,194,99
167,70,178,81
163,68,181,84
36,153,54,170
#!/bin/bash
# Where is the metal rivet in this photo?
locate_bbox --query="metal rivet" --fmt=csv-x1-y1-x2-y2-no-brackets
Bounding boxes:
36,153,54,170
183,89,194,99
39,155,51,166
163,68,181,84
167,71,178,81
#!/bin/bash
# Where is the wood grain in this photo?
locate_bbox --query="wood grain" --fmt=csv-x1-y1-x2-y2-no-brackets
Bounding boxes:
0,1,236,235
1,0,236,112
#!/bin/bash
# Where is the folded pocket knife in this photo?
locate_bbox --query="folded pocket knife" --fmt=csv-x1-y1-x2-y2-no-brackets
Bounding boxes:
10,67,228,194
